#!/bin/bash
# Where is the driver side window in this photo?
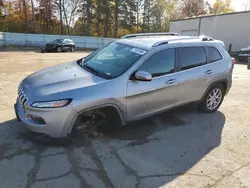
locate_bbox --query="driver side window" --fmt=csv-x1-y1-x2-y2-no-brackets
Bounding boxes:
137,48,175,78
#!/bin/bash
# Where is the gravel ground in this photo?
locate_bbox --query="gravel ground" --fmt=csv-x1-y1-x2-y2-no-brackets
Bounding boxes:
0,51,250,188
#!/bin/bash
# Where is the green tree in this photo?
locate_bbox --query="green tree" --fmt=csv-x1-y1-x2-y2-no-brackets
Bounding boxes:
0,3,7,31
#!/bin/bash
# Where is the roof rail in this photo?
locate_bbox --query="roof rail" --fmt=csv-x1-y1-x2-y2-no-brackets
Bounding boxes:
152,35,214,47
121,32,180,39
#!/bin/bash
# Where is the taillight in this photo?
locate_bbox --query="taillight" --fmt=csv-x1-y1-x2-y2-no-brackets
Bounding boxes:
232,58,236,65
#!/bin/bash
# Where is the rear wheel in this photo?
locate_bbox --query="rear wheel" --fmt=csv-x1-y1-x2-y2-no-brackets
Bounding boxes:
199,84,225,113
70,46,75,52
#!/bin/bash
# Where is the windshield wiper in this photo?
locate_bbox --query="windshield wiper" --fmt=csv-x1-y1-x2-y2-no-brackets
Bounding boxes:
83,64,110,79
83,64,99,75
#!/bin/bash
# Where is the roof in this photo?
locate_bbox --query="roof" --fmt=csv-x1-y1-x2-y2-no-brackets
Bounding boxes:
118,36,190,49
122,32,180,38
117,35,221,49
130,36,190,46
170,10,250,22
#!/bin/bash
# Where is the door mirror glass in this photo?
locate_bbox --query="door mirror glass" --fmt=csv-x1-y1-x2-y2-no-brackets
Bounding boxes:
134,71,152,81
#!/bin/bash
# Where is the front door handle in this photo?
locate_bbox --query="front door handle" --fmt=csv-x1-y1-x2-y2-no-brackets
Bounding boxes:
205,70,213,75
165,79,176,85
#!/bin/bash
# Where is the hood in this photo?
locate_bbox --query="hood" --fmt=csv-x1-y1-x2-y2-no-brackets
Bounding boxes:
240,46,250,51
22,61,108,102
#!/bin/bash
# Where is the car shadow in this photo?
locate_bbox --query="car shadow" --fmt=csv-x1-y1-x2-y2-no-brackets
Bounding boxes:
95,104,225,186
0,104,225,187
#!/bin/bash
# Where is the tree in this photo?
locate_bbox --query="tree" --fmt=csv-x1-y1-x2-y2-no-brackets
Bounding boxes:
181,0,210,17
142,0,152,31
22,0,27,32
0,1,7,31
114,0,119,37
244,0,250,11
212,0,233,14
61,0,80,34
58,0,63,34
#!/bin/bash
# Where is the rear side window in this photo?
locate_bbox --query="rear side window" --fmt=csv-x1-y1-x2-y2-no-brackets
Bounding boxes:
178,47,206,70
206,47,223,63
138,48,175,78
64,40,71,44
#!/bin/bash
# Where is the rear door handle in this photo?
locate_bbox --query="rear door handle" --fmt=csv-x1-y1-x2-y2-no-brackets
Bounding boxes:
205,70,213,75
165,79,176,85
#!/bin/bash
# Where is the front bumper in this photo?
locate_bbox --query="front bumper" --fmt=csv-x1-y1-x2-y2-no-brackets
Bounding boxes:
14,99,77,138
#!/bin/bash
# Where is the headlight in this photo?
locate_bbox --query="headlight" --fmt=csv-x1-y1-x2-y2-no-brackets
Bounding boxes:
31,99,72,108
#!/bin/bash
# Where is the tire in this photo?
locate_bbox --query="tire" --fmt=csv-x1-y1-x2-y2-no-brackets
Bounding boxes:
199,84,225,113
56,46,62,52
70,46,74,52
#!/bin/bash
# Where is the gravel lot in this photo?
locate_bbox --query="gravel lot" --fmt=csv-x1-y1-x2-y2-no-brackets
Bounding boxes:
0,51,250,188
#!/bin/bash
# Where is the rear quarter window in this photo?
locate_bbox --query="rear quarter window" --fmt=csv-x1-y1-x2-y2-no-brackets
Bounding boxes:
206,47,223,63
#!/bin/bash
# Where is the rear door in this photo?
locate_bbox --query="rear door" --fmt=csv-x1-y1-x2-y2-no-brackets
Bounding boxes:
176,46,208,105
204,47,225,85
126,48,180,120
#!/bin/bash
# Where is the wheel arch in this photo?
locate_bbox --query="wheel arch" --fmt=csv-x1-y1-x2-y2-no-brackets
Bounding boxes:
68,103,125,134
201,79,228,101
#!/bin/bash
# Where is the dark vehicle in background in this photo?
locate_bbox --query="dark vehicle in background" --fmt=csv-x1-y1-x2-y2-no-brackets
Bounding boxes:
41,39,75,53
238,46,250,62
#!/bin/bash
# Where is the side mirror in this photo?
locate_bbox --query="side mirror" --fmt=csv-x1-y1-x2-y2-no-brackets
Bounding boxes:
134,71,152,81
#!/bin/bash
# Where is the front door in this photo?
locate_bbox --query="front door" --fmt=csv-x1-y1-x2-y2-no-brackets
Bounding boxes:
126,48,180,120
62,40,69,51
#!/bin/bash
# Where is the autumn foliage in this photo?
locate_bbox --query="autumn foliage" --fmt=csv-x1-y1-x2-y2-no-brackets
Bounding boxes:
0,0,235,37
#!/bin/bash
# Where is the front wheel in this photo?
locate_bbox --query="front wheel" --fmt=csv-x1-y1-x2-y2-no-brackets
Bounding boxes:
199,84,225,113
56,46,62,52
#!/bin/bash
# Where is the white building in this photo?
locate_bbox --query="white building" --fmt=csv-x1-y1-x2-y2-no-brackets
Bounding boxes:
169,11,250,52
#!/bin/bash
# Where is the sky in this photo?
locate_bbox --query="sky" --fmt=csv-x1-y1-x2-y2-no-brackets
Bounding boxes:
208,0,249,11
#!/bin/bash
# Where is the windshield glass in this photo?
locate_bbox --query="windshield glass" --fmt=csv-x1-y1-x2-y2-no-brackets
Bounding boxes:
53,39,63,43
83,42,146,79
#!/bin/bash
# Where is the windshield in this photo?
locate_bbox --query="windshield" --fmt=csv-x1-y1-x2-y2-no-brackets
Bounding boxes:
52,39,63,43
83,42,146,79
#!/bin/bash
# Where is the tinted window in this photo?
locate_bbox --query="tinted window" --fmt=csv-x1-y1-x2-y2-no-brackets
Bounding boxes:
137,49,175,77
207,47,222,63
53,39,63,43
179,47,206,70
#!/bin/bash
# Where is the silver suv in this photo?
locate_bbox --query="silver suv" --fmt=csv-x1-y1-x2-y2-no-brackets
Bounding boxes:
15,34,234,142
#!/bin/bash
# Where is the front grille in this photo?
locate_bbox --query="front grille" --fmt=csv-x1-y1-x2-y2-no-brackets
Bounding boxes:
18,84,28,106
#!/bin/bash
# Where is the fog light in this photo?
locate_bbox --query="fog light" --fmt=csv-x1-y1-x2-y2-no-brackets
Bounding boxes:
26,114,46,124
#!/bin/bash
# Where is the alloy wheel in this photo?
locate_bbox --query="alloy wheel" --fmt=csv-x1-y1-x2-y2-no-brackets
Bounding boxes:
206,88,222,110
